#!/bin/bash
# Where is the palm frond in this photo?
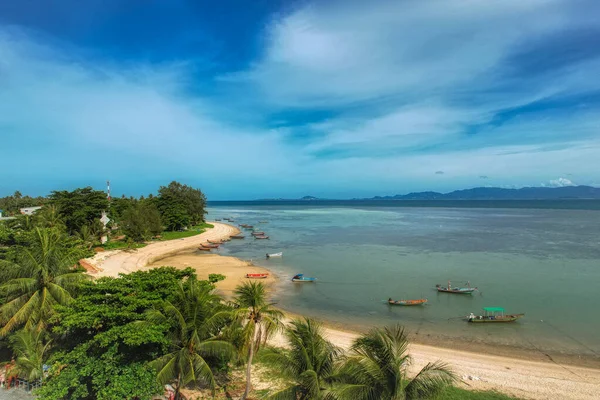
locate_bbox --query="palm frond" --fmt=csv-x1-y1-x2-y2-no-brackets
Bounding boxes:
265,385,299,400
404,361,455,400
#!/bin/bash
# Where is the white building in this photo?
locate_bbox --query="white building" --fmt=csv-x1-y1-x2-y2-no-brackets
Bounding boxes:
20,206,43,216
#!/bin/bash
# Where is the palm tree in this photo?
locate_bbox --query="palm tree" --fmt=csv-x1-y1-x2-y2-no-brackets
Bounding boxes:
34,205,64,230
0,228,87,335
147,277,234,399
261,318,341,400
232,281,283,400
4,329,52,382
332,325,455,400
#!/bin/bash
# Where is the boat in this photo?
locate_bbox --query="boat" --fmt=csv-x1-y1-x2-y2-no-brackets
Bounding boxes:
468,307,524,323
266,252,283,258
202,243,219,248
388,298,428,306
254,235,269,239
215,218,222,221
436,280,477,294
245,273,269,279
230,234,245,239
251,231,265,236
197,246,211,251
207,239,222,244
244,225,254,229
259,221,268,223
292,274,316,282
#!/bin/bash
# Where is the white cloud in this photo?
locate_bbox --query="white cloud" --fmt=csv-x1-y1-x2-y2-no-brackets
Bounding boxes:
548,177,576,187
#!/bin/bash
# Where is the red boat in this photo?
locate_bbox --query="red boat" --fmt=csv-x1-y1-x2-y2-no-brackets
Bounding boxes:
246,273,269,279
388,298,428,306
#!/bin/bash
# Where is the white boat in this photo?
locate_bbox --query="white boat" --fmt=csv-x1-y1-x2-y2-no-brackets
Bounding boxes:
266,252,283,258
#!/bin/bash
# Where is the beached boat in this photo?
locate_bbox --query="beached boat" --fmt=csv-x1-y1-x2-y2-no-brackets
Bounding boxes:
266,252,283,258
291,274,316,282
197,246,211,251
202,243,219,248
207,239,222,244
254,235,269,239
388,298,428,306
468,307,524,323
230,234,245,239
436,281,477,294
246,273,269,279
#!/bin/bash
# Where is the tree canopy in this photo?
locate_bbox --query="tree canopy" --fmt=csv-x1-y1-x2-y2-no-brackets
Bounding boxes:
48,187,109,235
157,181,207,231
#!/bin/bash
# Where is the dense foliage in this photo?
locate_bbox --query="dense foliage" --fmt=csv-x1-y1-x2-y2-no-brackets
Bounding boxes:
0,191,45,216
157,181,207,231
48,187,109,235
120,200,163,241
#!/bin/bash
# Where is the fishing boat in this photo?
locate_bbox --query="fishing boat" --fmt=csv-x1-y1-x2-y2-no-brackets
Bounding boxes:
292,274,316,282
215,218,222,221
436,281,477,294
202,243,219,248
197,246,211,251
244,225,254,229
240,224,249,228
207,239,222,244
468,307,524,323
230,234,245,239
388,298,428,306
266,252,283,258
259,221,268,223
254,235,269,239
251,231,265,236
245,273,269,279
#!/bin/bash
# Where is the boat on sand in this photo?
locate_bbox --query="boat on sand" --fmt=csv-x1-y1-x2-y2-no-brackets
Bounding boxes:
292,274,316,282
202,243,219,248
468,307,524,323
436,281,477,294
388,298,427,306
197,246,211,251
246,273,269,279
266,252,282,258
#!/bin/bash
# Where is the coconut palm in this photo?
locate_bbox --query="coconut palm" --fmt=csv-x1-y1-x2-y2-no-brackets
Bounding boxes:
0,228,87,335
34,205,64,230
147,277,234,399
332,324,455,400
5,329,51,382
261,318,341,400
232,281,283,400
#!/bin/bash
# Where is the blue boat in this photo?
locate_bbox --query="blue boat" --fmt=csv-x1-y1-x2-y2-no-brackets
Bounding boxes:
291,274,316,282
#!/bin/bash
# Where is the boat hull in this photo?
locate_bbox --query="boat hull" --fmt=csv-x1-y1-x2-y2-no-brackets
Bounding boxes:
292,278,316,282
468,314,524,323
388,299,428,306
436,288,476,294
246,274,268,279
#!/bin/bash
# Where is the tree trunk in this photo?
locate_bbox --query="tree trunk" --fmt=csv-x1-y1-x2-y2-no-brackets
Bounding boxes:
241,327,259,400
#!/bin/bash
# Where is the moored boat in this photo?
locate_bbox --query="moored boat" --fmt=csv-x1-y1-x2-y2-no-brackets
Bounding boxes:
207,239,222,244
230,234,245,239
291,274,316,282
197,246,211,251
246,273,269,279
388,298,427,306
202,243,219,248
251,231,265,236
254,235,269,239
468,307,524,323
266,252,283,258
436,280,477,294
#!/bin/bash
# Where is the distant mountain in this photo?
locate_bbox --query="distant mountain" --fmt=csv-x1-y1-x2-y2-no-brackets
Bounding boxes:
366,185,600,200
300,196,319,200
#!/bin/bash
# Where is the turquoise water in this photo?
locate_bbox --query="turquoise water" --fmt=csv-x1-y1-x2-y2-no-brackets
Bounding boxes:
207,205,600,358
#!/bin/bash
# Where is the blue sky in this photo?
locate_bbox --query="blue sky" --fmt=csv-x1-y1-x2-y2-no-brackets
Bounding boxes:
1,0,600,200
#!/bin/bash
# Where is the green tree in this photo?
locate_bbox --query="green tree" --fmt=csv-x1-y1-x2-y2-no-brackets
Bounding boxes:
332,325,455,400
0,228,88,335
261,318,341,400
34,205,65,230
233,281,283,400
49,187,108,234
4,328,52,382
147,276,234,398
157,181,206,231
121,200,163,242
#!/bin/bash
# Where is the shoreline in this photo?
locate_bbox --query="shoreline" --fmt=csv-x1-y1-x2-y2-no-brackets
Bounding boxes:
87,222,600,400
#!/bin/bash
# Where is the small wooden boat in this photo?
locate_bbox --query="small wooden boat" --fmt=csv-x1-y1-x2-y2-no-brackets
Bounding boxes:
251,231,265,236
207,239,222,244
259,221,268,223
246,273,269,279
244,225,254,229
197,246,211,251
468,307,524,323
388,298,427,306
215,218,222,221
230,235,245,239
436,281,477,294
266,252,282,258
254,235,269,239
291,274,316,282
202,243,219,248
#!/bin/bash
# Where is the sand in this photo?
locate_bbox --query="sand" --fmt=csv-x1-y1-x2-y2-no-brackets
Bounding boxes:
85,222,600,400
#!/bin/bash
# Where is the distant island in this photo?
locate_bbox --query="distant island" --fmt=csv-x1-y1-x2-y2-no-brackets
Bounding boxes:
255,185,600,201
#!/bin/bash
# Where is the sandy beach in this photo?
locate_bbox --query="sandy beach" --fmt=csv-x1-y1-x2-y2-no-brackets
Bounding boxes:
86,222,600,400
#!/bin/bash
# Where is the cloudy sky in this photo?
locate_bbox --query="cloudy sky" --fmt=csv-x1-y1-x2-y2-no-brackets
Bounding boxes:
1,0,599,199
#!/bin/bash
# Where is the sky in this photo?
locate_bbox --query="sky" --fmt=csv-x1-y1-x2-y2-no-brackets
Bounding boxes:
1,0,600,200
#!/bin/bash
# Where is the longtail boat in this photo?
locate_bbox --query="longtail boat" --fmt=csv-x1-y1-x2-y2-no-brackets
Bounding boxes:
215,218,222,221
468,307,524,323
207,240,222,244
266,252,282,258
251,231,265,236
197,246,211,251
202,243,219,248
292,274,316,282
254,235,269,239
388,298,427,306
246,273,269,279
244,225,254,229
230,234,245,239
436,280,477,294
259,221,268,223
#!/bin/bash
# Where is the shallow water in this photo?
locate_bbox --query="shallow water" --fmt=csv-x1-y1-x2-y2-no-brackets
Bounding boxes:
207,205,600,358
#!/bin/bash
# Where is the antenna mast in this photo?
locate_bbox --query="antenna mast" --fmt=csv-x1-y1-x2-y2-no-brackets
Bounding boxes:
107,180,111,201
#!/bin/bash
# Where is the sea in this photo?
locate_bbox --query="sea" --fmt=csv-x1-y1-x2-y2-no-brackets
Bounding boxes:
205,200,600,362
